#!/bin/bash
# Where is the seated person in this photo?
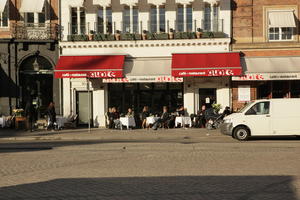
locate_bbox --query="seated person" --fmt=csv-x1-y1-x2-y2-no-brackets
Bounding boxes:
152,106,170,130
141,106,150,129
126,108,134,117
177,106,185,116
222,106,231,118
111,107,121,129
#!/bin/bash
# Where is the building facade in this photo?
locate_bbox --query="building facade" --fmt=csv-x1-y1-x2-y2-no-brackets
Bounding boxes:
58,0,238,127
232,0,300,111
0,0,60,118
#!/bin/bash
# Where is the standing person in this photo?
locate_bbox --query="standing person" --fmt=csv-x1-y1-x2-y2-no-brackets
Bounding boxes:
152,106,169,130
47,102,56,131
195,105,206,128
25,97,35,132
111,107,121,129
141,106,150,129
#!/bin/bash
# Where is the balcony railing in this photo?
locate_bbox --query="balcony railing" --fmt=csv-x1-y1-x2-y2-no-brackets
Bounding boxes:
65,19,226,42
12,23,60,40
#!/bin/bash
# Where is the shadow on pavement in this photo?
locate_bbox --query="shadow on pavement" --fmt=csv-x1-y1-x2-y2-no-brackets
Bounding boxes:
0,176,297,200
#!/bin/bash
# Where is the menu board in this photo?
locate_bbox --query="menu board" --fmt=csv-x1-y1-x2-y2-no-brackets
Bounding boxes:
238,85,251,102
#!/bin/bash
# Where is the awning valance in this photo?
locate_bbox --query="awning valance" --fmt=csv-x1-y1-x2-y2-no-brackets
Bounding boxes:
0,0,7,13
20,0,45,13
171,52,242,77
269,11,296,28
55,55,125,78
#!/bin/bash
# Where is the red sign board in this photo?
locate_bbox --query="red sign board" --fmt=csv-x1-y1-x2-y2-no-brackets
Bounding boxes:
171,52,242,77
55,71,123,78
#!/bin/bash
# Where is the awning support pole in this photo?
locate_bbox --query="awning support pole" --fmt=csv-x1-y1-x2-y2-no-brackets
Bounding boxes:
87,77,91,133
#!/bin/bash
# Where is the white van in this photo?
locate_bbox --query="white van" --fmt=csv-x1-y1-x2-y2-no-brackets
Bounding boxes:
220,99,300,141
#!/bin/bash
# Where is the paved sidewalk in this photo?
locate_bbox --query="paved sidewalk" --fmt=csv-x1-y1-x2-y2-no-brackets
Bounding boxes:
0,127,222,142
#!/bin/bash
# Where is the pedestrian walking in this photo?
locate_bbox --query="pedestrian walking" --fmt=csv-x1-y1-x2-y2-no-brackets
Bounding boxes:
47,102,56,130
25,97,35,132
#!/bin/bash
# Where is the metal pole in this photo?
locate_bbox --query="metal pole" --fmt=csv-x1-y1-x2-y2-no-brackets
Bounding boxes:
87,77,91,133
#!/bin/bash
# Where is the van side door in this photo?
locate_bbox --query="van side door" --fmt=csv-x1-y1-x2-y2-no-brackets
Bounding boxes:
243,101,271,136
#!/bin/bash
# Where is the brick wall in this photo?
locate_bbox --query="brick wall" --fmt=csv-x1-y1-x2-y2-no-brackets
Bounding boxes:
231,81,258,111
233,0,300,45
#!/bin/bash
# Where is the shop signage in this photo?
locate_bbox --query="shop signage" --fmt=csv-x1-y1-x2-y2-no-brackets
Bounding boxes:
172,68,241,77
232,73,300,81
103,76,183,83
55,71,123,78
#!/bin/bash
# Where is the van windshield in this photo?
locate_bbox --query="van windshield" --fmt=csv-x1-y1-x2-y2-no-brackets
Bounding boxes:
237,102,253,113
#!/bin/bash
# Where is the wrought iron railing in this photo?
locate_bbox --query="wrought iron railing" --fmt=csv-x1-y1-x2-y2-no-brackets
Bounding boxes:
12,23,60,40
65,19,226,41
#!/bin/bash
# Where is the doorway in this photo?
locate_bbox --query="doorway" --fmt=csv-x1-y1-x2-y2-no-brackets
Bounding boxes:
76,91,93,126
199,88,217,108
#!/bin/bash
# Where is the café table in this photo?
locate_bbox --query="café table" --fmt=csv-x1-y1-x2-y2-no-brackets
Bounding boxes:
146,116,160,126
56,116,69,129
175,116,192,128
120,117,136,130
0,117,5,128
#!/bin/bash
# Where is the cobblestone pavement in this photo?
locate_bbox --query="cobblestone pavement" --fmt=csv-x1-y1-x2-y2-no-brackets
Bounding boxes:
0,128,300,199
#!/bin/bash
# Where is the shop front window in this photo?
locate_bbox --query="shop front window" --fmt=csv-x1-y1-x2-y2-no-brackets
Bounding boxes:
108,83,183,115
0,2,8,27
291,81,300,98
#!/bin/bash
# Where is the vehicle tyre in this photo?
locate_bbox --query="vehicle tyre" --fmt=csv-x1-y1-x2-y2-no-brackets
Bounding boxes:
233,126,250,141
206,122,213,130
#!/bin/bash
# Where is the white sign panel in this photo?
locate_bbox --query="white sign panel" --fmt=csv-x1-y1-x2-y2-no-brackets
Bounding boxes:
238,85,251,102
232,73,300,81
103,76,183,83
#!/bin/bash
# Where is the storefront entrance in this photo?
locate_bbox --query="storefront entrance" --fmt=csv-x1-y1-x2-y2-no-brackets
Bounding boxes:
108,83,183,115
19,55,53,119
76,91,93,125
199,88,217,108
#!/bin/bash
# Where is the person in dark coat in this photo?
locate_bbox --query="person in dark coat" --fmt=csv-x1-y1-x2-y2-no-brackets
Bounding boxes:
25,98,35,131
195,105,206,128
47,102,56,130
152,106,170,130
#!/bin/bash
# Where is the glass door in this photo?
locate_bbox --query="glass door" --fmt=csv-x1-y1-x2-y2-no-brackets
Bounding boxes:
199,88,217,108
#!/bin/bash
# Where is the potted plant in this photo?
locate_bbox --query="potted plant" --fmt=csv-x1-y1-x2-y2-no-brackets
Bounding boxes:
212,104,222,114
196,28,202,39
88,30,95,41
142,30,147,40
115,30,121,40
169,28,174,39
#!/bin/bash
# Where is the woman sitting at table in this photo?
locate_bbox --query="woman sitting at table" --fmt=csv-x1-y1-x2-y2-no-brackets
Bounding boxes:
126,108,134,117
141,106,150,129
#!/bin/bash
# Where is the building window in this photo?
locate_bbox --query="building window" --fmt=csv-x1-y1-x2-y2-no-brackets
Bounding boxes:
25,8,46,27
150,6,157,32
97,7,112,34
71,7,86,34
186,6,193,31
177,5,184,31
204,3,219,31
177,4,192,32
123,6,139,33
269,27,293,41
80,8,86,34
159,7,166,32
0,2,8,27
150,6,165,33
123,6,130,32
268,11,295,41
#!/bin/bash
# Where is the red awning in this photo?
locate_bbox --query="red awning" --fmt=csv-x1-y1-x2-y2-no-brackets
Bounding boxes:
55,55,125,78
171,52,242,77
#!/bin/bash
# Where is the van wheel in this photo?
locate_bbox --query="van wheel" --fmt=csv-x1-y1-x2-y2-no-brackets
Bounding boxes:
234,126,250,141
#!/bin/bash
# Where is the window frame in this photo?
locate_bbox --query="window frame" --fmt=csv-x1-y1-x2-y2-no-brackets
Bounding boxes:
268,26,294,41
245,102,270,116
0,1,9,28
267,10,295,42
